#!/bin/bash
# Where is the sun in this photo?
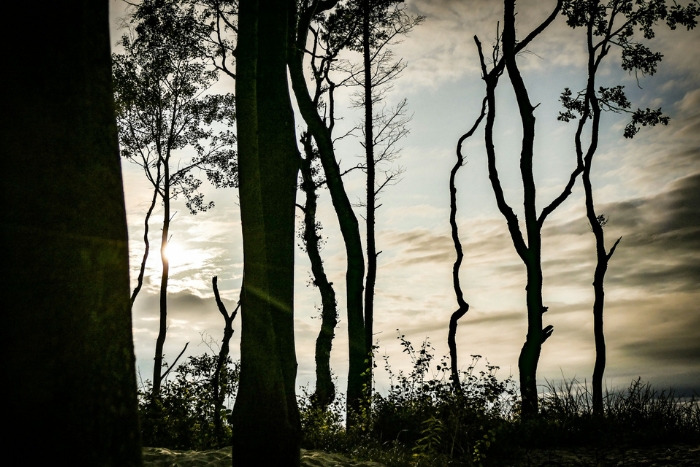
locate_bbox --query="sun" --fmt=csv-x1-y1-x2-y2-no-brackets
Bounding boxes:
163,241,193,267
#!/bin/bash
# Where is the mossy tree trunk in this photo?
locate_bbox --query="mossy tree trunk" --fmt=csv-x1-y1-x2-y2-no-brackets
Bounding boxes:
230,0,302,465
3,1,142,464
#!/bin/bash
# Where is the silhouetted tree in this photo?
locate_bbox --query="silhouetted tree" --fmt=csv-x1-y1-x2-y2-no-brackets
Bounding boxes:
211,276,239,442
448,98,486,389
474,0,578,416
3,1,141,464
328,0,421,389
113,0,237,399
289,0,370,423
298,131,340,410
231,0,302,464
559,0,699,415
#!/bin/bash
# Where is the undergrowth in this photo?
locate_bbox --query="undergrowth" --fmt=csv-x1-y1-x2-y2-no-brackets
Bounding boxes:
137,332,699,466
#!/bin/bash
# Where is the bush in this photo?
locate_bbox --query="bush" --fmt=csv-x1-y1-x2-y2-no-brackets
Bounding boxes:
138,353,239,450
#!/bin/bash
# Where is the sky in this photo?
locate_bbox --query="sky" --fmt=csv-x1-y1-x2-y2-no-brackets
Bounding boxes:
110,0,700,398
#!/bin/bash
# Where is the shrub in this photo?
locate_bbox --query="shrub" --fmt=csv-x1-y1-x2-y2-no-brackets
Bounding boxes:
138,353,239,450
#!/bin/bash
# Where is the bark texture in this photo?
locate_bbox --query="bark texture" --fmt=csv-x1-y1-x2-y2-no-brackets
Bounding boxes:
231,0,301,464
3,1,142,464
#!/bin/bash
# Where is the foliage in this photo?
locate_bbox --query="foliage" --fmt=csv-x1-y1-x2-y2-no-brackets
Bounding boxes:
558,0,699,139
113,0,237,215
298,333,517,466
138,353,239,450
297,333,699,466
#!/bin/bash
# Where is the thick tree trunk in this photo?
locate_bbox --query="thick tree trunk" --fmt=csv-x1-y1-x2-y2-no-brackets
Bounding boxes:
3,1,142,464
231,0,301,465
289,2,366,424
152,175,171,399
300,137,339,410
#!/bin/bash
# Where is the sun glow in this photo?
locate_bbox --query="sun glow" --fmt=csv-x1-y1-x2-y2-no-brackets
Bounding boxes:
163,241,198,268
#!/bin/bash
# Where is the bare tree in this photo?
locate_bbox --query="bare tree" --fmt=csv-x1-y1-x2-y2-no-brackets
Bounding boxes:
448,98,487,390
328,0,422,386
474,0,579,416
211,276,240,442
559,0,699,415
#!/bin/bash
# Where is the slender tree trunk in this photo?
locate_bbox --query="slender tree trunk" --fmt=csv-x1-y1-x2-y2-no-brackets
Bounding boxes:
231,0,301,464
212,276,238,443
448,98,486,389
289,1,366,424
152,168,171,399
362,0,377,390
131,166,160,307
3,1,142,463
503,0,554,416
582,100,621,415
299,136,339,409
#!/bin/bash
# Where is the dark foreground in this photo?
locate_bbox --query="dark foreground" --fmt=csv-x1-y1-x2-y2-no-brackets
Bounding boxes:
143,443,700,466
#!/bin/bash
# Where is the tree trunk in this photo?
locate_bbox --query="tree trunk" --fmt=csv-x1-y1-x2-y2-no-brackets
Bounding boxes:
3,1,142,464
131,166,160,307
231,0,301,464
212,276,238,443
362,0,377,391
288,2,366,424
503,0,552,417
152,170,171,399
300,136,339,410
448,99,486,389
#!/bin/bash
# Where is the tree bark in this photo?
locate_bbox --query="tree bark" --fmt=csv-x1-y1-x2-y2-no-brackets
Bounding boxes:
3,1,142,464
231,0,301,464
288,0,367,424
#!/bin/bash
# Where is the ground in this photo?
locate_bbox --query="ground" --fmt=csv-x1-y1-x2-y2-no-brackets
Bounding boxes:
143,443,700,466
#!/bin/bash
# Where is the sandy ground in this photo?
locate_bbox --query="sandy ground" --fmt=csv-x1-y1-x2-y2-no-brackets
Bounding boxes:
143,444,700,466
142,447,387,467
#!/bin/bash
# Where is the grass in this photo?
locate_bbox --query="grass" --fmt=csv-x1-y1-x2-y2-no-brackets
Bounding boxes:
137,333,699,466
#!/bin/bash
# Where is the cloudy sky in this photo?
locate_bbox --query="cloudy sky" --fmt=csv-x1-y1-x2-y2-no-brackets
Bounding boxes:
110,0,700,397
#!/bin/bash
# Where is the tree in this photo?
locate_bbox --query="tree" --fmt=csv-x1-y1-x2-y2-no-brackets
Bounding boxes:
558,0,699,415
211,276,240,442
231,0,302,464
474,0,578,416
112,0,237,400
448,98,486,389
289,0,369,423
341,0,421,386
3,1,141,464
298,131,341,410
